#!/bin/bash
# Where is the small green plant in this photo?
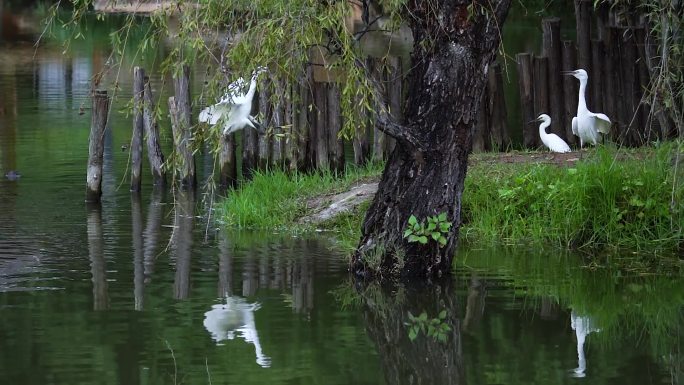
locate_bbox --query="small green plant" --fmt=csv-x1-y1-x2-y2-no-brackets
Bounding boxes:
407,310,451,343
403,213,452,247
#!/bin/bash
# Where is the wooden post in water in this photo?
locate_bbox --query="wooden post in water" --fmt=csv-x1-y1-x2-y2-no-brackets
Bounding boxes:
516,53,536,149
86,90,109,203
131,67,144,192
172,65,196,188
542,17,565,138
327,83,344,173
258,81,272,170
533,56,549,148
313,80,329,170
562,40,578,145
143,77,166,187
487,62,509,151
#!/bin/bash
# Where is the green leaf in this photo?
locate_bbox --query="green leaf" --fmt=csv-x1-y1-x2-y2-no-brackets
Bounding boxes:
408,234,420,243
438,212,447,222
431,232,440,241
438,310,447,319
418,235,428,244
408,215,418,226
427,222,437,231
403,229,413,238
428,325,436,336
438,237,447,247
419,312,428,321
408,328,417,341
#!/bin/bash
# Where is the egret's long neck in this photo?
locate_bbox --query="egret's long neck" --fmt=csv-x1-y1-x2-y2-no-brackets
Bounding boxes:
539,121,550,137
577,78,588,113
245,75,259,101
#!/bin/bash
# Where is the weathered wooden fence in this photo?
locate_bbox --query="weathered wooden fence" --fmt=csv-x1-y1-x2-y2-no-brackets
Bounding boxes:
517,0,671,148
113,0,673,192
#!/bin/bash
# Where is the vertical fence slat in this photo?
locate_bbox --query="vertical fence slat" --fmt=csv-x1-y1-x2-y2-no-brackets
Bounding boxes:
590,39,605,114
542,17,565,139
562,40,578,146
575,0,593,107
271,79,284,168
313,80,329,170
296,68,312,171
533,56,549,148
258,80,272,170
327,82,344,173
220,133,237,189
86,90,109,203
242,94,259,179
488,62,509,151
517,53,536,149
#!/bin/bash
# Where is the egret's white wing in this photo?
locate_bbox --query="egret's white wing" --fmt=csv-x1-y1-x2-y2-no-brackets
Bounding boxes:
199,102,232,125
571,116,578,136
591,113,611,134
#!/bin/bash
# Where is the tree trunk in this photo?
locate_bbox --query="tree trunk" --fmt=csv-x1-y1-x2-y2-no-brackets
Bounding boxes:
351,0,511,279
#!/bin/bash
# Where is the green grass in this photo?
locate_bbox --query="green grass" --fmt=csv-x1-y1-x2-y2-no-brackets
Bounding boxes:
217,161,383,230
218,142,683,253
461,142,684,252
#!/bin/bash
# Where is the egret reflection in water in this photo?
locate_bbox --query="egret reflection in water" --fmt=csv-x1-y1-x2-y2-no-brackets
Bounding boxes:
570,310,601,378
203,296,271,368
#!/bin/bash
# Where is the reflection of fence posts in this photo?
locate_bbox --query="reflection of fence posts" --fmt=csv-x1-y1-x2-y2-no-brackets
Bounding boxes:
86,90,109,203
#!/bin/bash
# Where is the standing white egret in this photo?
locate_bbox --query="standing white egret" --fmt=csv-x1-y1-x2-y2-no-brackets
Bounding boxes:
534,114,571,153
564,69,611,148
199,66,268,135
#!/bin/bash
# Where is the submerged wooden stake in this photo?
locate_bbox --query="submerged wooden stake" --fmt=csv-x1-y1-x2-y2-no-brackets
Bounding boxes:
86,90,109,203
143,76,166,187
171,65,196,189
131,67,144,192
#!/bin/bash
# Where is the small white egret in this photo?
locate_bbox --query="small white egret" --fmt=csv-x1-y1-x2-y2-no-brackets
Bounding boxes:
199,66,268,136
534,114,571,153
564,69,611,148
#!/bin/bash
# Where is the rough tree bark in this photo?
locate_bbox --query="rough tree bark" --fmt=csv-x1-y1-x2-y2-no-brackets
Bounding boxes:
351,0,511,278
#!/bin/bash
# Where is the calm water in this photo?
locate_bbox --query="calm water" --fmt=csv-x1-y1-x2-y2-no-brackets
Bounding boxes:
1,7,682,385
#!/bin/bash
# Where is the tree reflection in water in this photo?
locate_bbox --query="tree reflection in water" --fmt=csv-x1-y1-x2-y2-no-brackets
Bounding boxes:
358,279,464,385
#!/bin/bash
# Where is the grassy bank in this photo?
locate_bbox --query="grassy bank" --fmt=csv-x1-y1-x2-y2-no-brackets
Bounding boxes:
216,161,382,231
461,143,683,252
218,143,683,253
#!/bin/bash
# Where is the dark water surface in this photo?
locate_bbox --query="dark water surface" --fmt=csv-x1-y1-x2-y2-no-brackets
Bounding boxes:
1,8,682,385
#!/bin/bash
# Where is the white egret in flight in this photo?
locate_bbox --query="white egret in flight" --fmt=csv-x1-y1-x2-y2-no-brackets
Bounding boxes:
199,66,268,136
535,114,571,153
564,69,611,148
